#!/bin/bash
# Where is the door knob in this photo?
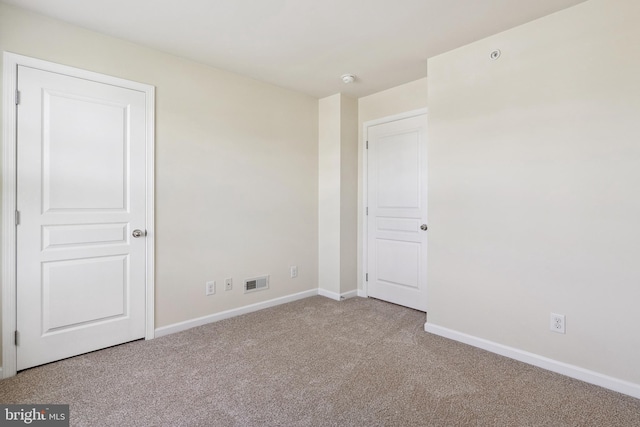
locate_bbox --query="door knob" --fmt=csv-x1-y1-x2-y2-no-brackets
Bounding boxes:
132,229,147,238
420,224,428,231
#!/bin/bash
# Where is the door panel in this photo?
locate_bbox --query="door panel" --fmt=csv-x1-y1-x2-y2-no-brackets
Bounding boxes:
43,255,127,331
44,92,127,211
376,132,420,208
16,65,147,370
43,223,128,249
367,114,427,311
376,239,420,289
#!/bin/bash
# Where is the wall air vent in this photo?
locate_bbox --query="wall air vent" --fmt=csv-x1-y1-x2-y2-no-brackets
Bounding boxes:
244,275,269,293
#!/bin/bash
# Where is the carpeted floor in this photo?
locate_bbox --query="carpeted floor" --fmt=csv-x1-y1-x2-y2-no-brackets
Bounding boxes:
1,296,639,426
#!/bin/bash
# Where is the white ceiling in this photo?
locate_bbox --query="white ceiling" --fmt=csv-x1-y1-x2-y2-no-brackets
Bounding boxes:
3,0,587,98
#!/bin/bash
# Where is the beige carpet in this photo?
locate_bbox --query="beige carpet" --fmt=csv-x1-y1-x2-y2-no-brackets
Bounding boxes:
1,296,638,426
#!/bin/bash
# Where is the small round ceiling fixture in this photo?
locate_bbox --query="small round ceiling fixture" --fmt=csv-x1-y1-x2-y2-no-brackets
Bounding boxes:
341,74,356,84
490,49,501,60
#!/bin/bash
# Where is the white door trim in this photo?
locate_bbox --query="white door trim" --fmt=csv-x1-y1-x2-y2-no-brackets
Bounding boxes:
361,108,428,298
2,52,155,378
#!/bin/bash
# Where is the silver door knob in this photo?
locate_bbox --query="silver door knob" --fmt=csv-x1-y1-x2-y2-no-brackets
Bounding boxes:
420,224,428,231
132,229,146,238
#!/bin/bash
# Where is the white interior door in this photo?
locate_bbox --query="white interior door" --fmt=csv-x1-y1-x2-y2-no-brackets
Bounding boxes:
367,114,427,311
16,65,148,370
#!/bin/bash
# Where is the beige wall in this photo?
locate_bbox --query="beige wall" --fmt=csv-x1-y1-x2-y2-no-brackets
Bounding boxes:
0,1,319,352
318,94,358,297
318,95,342,295
358,78,428,127
339,96,358,295
427,0,640,385
357,79,428,291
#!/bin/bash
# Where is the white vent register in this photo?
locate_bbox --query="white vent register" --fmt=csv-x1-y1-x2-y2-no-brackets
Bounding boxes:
244,275,269,293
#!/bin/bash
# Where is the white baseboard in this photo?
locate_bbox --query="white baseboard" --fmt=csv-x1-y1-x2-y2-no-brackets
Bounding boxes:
155,289,317,338
357,289,367,298
318,288,340,300
318,288,358,301
341,290,358,300
424,322,640,400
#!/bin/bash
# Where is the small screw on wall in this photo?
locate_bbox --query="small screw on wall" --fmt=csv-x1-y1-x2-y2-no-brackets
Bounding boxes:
490,49,501,60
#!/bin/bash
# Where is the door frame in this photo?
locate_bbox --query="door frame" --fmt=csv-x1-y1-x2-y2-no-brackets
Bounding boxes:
2,52,156,378
361,108,428,298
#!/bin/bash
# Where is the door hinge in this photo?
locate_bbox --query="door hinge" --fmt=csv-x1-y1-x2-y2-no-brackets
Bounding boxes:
15,330,19,346
366,273,368,282
366,141,368,149
366,207,368,216
15,210,20,226
15,90,20,105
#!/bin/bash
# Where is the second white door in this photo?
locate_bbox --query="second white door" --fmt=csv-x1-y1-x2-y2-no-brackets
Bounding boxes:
366,114,427,311
16,64,149,370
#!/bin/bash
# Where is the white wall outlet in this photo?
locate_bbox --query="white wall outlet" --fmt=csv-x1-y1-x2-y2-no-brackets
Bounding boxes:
290,265,298,278
225,278,233,291
550,313,565,334
206,281,216,296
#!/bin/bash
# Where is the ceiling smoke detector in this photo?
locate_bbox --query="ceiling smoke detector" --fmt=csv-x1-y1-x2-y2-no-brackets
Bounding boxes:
341,74,356,84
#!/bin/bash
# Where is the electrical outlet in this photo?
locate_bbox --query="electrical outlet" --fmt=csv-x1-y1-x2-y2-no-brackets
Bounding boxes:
206,281,216,296
225,278,233,291
290,265,298,278
550,313,565,334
